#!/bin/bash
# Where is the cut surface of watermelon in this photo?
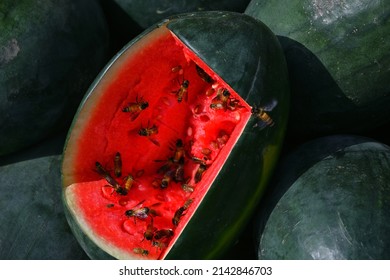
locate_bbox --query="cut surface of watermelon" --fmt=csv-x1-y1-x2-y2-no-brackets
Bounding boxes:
63,25,252,259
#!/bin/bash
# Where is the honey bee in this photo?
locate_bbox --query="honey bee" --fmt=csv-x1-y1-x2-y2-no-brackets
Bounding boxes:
122,96,149,121
133,247,149,256
172,208,185,227
210,88,242,111
195,64,214,84
154,229,174,240
143,220,157,241
160,171,172,189
95,162,128,195
226,97,242,111
172,198,193,227
152,240,167,251
172,79,189,103
155,157,175,174
173,157,185,183
251,99,278,129
195,163,207,183
122,173,135,191
125,200,160,223
113,152,122,178
154,161,184,188
210,88,230,110
192,157,208,183
172,139,185,163
155,139,186,173
138,122,160,146
123,168,144,192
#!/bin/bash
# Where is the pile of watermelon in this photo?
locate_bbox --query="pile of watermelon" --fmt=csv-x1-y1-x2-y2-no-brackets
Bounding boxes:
1,0,389,259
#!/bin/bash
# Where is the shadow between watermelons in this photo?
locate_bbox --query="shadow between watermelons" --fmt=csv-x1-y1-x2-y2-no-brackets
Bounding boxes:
278,36,390,168
0,129,67,167
253,134,373,256
277,36,357,143
99,0,144,55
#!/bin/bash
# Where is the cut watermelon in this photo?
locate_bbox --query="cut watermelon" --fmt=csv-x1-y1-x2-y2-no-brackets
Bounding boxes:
62,12,290,259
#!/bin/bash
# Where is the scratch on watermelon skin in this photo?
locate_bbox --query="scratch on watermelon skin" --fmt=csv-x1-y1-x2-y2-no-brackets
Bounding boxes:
0,39,20,65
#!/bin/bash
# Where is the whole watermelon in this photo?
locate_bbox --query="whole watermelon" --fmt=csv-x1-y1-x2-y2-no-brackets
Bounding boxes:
0,155,88,259
255,135,390,259
0,0,109,156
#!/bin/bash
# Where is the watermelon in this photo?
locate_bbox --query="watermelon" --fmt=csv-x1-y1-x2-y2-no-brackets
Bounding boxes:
255,135,390,259
0,0,109,156
61,11,290,259
0,155,88,259
245,0,390,137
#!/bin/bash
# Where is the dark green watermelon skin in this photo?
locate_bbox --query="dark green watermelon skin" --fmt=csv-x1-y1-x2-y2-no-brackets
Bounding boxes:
113,0,251,29
0,155,88,259
256,135,390,259
0,0,109,156
245,0,390,137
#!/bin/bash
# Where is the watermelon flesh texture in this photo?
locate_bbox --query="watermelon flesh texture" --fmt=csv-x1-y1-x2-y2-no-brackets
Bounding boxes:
63,26,252,259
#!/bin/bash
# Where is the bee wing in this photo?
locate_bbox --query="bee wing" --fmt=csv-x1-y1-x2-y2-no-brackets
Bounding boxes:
183,198,194,209
147,203,162,217
149,209,161,217
129,111,141,121
253,120,268,130
262,99,278,112
174,165,185,182
157,164,170,174
191,156,205,164
155,159,172,174
132,199,146,209
137,210,150,219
